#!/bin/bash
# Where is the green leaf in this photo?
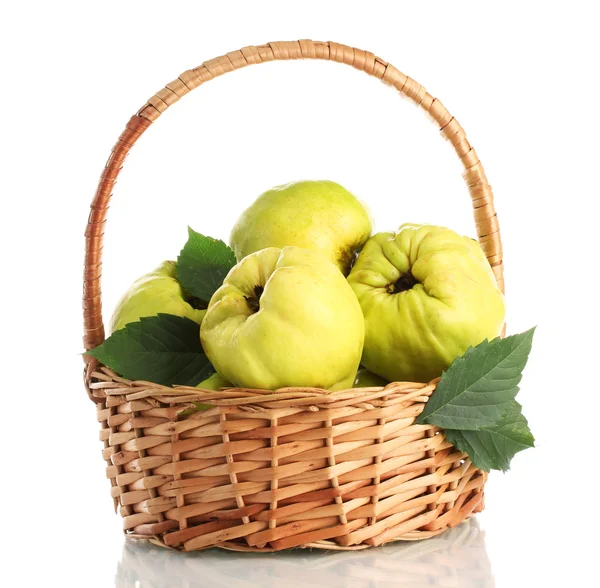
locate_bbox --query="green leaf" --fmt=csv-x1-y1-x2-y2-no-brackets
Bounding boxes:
178,401,214,416
445,401,535,472
417,327,536,430
177,227,236,304
87,314,215,387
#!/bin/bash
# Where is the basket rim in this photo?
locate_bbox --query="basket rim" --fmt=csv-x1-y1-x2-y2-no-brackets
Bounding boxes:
89,364,439,408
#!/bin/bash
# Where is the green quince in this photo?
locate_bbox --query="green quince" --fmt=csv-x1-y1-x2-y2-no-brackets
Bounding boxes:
109,261,206,333
354,368,389,388
347,224,505,383
196,373,232,391
200,246,365,390
230,180,372,275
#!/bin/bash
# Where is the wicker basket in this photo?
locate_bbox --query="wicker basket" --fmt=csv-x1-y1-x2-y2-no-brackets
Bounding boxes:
83,40,503,552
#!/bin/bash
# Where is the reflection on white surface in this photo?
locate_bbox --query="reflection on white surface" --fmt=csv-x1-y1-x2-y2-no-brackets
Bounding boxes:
115,518,494,587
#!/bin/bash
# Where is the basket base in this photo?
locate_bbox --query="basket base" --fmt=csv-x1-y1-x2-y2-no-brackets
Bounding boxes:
92,369,486,552
126,512,481,553
116,517,495,588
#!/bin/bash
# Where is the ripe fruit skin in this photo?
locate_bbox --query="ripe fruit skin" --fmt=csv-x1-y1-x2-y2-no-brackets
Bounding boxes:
230,180,372,275
347,224,505,383
201,246,365,391
196,373,231,390
354,368,389,388
109,261,206,333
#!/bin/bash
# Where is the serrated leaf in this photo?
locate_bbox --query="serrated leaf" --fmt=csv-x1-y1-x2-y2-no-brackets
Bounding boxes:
177,227,236,304
445,401,535,472
87,314,215,386
417,327,536,430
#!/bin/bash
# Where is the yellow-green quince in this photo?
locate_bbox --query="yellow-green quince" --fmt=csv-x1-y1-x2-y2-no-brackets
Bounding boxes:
347,224,505,383
196,373,232,391
110,261,206,333
230,180,372,275
200,246,365,390
354,368,389,388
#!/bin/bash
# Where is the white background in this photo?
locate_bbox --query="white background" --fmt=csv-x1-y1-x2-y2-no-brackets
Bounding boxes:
2,1,599,586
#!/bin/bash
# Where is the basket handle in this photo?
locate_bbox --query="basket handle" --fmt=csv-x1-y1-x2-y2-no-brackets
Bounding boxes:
83,40,503,353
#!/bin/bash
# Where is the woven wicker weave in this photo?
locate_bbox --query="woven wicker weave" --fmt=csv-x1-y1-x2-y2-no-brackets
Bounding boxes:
83,40,503,552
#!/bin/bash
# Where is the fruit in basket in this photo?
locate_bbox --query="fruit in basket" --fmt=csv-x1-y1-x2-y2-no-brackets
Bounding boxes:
109,261,206,333
354,368,389,388
200,246,365,390
196,373,232,390
230,180,372,275
347,224,505,383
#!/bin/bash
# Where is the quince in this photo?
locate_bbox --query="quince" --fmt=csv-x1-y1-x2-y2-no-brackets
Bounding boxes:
200,247,364,390
230,180,371,275
354,368,389,388
347,224,505,382
110,261,205,333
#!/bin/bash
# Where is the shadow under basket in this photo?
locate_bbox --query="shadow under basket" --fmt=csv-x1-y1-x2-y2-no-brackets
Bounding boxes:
83,40,503,552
